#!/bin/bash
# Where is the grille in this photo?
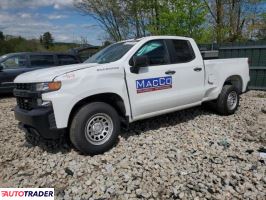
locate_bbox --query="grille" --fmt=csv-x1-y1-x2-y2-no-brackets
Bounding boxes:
16,97,37,111
16,83,34,91
15,83,37,111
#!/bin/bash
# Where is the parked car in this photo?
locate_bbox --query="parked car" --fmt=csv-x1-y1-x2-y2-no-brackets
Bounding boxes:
13,36,250,155
0,52,81,93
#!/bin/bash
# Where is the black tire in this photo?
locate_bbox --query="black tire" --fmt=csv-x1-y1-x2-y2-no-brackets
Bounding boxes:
70,102,120,155
215,85,240,115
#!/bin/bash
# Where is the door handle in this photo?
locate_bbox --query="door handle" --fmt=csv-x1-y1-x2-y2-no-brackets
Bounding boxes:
165,70,176,75
193,67,202,72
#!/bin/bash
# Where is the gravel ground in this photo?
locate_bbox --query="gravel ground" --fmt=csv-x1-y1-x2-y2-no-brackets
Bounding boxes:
0,91,265,200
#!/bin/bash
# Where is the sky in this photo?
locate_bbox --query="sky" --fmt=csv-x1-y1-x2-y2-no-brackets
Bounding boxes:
0,0,105,45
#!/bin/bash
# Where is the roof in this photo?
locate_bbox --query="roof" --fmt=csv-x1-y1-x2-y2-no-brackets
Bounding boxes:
121,35,192,43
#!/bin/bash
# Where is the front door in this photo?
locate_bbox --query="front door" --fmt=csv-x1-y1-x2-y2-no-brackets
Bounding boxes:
125,39,179,118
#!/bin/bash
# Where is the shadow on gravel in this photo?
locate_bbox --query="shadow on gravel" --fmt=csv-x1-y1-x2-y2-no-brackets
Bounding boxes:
121,105,214,140
22,131,73,154
22,105,215,155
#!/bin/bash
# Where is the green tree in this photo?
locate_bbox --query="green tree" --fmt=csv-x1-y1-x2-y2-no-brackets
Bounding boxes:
40,32,54,49
147,0,207,41
204,0,264,43
75,0,208,41
75,0,130,41
256,13,266,40
124,0,148,38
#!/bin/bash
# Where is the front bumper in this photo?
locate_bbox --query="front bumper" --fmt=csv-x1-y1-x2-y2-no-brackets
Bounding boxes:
14,106,65,139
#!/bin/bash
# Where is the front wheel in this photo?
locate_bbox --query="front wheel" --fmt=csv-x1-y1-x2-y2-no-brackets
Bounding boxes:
70,102,120,155
216,85,240,115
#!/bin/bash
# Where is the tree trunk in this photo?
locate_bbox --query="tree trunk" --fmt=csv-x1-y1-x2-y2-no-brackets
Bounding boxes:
216,0,223,43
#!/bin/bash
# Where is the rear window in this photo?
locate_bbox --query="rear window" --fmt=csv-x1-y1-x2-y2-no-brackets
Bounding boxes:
30,55,55,67
58,55,79,65
171,40,195,63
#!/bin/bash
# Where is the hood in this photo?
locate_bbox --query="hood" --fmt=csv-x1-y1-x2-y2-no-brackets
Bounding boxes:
14,63,98,83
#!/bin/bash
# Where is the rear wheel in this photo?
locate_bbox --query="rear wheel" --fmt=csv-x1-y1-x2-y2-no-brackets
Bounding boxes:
70,102,120,155
216,85,240,115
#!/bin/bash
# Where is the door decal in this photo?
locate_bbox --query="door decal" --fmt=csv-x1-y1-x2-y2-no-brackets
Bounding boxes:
136,76,172,93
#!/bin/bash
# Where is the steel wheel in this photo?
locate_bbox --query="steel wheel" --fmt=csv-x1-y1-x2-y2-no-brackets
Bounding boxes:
85,113,113,145
227,91,238,110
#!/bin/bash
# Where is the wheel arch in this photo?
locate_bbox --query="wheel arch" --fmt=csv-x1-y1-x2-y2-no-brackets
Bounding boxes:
223,75,243,93
68,93,128,127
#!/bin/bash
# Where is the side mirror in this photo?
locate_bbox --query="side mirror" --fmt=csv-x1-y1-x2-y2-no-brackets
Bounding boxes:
130,56,149,73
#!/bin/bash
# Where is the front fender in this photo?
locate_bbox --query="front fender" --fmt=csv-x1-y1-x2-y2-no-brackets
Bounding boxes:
42,67,130,129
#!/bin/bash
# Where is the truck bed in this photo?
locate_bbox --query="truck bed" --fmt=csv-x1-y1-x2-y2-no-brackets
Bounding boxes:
203,58,250,101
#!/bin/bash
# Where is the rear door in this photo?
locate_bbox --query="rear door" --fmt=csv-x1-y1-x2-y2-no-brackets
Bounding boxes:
28,54,56,70
166,39,205,105
0,55,29,90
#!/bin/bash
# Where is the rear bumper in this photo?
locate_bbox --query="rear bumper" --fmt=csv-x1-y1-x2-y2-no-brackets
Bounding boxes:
14,106,65,139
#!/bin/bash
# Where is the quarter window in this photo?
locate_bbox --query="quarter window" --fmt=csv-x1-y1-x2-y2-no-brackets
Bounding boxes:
172,40,195,63
58,55,78,65
2,56,27,69
30,55,55,67
133,40,169,66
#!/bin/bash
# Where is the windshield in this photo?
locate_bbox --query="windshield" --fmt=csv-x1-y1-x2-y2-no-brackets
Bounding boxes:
85,42,137,64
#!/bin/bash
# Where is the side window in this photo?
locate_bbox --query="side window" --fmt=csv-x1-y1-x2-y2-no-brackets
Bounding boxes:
133,40,169,66
58,55,78,65
2,56,27,69
172,40,195,63
30,55,55,68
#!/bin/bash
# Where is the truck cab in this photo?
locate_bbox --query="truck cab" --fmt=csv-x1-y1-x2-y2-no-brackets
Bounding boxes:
13,36,250,155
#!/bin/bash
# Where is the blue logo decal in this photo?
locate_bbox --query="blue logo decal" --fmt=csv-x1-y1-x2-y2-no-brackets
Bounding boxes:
136,76,172,93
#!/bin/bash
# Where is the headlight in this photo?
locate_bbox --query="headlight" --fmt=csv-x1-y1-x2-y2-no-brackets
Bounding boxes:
35,81,61,92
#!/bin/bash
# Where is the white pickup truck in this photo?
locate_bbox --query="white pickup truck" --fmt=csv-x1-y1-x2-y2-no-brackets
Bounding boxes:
13,36,250,154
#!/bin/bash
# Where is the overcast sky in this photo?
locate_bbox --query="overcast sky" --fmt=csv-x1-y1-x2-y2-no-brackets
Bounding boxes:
0,0,105,45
